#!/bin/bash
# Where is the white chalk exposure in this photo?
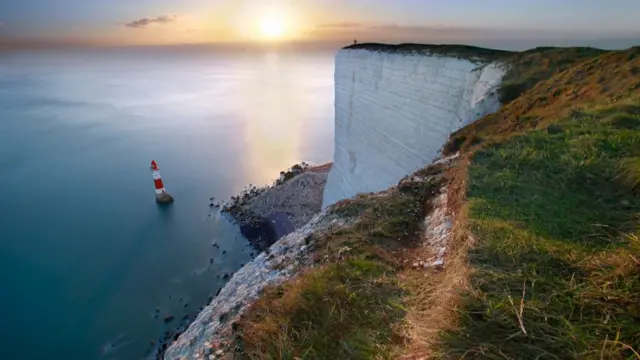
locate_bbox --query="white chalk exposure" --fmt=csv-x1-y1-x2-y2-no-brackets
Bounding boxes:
322,49,506,208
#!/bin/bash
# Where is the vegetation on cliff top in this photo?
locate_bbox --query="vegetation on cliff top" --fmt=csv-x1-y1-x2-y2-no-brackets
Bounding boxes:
233,165,447,359
228,45,640,359
343,42,510,61
447,46,640,152
497,46,607,103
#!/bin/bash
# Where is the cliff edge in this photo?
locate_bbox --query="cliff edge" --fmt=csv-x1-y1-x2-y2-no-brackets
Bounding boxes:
322,44,508,208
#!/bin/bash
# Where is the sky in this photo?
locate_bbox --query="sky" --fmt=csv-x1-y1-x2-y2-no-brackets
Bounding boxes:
1,0,639,48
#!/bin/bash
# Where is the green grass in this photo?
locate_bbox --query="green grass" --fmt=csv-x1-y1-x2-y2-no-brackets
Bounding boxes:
331,193,381,218
234,168,445,360
619,157,640,192
438,103,640,359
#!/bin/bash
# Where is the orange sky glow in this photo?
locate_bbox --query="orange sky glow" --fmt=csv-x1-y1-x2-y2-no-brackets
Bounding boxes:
1,0,639,48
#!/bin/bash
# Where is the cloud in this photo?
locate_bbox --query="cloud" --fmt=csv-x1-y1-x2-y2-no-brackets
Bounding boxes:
317,22,362,29
125,15,178,29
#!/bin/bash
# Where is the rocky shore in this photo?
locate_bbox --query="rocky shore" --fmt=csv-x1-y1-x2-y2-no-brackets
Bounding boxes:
219,162,331,251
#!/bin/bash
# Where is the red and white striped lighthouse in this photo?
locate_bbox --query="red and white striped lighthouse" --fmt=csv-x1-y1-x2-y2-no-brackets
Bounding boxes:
150,160,174,203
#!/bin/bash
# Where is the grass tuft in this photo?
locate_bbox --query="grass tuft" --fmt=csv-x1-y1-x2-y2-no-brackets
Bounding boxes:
606,113,640,129
498,81,530,104
619,157,640,192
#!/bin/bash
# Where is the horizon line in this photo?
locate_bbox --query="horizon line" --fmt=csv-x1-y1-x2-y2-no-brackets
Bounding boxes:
2,35,639,52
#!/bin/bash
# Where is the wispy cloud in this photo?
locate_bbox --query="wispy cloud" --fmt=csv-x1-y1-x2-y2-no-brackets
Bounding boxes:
317,22,362,29
125,15,178,29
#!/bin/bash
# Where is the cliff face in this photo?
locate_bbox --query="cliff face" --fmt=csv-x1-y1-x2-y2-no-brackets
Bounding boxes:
322,48,506,208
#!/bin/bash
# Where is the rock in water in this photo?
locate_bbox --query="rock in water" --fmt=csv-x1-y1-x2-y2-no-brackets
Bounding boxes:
156,192,174,204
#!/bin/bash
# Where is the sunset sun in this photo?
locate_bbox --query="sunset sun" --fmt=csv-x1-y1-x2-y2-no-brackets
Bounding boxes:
232,2,302,42
260,15,286,39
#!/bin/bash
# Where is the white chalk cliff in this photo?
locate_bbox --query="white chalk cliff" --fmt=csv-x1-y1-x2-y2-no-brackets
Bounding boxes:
322,48,506,208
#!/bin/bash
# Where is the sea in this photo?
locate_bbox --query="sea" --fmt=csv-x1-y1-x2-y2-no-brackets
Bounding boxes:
0,45,336,360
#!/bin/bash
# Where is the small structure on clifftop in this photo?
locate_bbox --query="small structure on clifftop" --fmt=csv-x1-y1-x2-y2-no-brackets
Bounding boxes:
150,160,174,204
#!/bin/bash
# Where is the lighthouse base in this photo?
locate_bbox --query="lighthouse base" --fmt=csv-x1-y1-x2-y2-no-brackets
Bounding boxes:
156,192,174,204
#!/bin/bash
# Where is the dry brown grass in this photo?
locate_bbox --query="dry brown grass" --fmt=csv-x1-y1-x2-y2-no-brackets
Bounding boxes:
619,157,640,192
497,47,606,104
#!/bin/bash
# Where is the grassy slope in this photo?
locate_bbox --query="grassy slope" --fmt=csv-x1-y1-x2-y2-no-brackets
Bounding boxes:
231,46,640,359
496,47,606,103
440,47,640,358
447,47,640,153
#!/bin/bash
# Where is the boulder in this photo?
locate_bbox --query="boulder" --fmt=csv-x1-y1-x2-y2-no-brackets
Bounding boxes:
156,192,174,204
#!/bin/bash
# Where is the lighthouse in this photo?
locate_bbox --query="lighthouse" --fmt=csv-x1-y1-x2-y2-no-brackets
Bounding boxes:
150,160,174,204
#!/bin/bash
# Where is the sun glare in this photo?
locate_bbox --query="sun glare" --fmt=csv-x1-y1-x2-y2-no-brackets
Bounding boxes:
233,3,302,42
260,15,286,39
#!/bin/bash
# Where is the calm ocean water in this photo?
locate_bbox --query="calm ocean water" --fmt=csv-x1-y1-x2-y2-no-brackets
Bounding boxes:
0,46,335,359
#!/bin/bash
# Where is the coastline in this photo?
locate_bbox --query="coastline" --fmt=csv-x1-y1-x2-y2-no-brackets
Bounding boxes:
162,210,352,359
151,162,332,359
220,162,332,252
